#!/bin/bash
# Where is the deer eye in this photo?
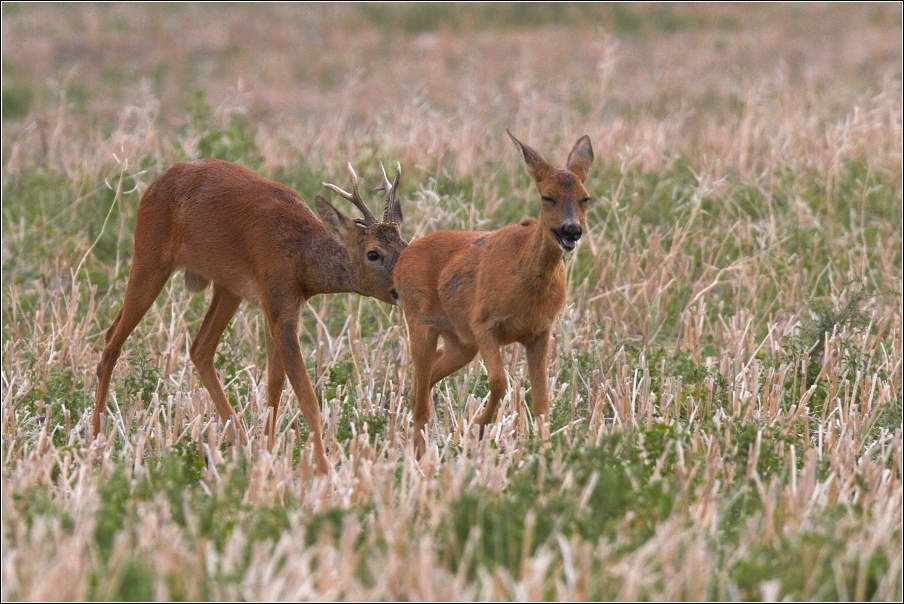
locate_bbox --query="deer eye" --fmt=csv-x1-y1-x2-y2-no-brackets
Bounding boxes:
579,197,591,206
541,196,556,205
366,250,381,262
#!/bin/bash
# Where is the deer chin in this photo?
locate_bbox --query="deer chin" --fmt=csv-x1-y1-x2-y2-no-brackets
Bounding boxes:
552,229,579,253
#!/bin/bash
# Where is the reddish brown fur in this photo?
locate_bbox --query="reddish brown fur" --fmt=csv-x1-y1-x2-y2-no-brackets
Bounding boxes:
92,159,407,474
394,131,593,457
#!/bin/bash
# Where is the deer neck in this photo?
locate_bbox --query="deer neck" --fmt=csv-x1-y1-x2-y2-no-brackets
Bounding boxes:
519,220,565,283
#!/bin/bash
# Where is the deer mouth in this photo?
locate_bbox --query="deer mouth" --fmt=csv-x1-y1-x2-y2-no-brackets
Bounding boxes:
552,228,580,253
390,288,400,306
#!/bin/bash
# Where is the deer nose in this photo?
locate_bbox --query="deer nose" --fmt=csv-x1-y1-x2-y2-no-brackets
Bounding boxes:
561,224,582,241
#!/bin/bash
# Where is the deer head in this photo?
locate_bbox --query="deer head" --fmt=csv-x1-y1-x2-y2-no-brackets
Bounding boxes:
507,129,593,254
317,162,407,305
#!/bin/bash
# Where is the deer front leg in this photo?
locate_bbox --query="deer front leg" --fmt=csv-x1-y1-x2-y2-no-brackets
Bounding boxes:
270,311,329,475
473,331,507,437
263,325,286,450
408,322,439,459
525,332,552,434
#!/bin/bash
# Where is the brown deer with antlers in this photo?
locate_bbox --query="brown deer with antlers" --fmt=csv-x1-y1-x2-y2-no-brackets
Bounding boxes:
394,130,593,457
92,159,406,474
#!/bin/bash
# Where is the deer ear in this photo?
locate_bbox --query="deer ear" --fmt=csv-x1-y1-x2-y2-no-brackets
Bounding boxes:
507,129,553,182
566,135,593,183
315,195,356,238
391,202,403,226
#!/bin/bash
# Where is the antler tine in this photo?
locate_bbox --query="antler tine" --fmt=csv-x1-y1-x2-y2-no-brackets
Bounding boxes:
376,162,401,223
322,163,376,225
390,162,401,223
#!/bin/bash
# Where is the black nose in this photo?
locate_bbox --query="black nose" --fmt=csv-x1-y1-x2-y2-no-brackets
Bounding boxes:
562,224,582,241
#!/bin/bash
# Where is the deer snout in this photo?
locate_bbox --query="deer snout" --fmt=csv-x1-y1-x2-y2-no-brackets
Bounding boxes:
553,223,582,253
562,224,582,241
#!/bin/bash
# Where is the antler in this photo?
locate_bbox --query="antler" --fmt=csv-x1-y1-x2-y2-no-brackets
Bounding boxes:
322,163,376,225
376,162,401,224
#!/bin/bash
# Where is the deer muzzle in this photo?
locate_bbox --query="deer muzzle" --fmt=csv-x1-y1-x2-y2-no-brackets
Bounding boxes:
553,224,582,253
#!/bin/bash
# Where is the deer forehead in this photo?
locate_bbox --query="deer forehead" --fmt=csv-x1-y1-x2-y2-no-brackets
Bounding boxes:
539,171,588,198
361,223,406,249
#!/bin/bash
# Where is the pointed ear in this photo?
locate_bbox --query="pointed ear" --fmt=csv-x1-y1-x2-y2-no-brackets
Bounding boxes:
566,135,593,183
506,128,553,182
315,195,356,239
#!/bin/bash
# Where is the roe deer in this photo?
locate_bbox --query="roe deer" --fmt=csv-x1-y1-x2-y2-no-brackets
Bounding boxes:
92,159,407,474
394,130,592,457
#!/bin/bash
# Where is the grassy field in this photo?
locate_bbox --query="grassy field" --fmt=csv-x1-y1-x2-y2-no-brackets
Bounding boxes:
2,3,902,600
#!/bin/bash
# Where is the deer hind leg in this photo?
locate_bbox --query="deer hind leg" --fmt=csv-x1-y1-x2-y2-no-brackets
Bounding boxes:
473,333,507,437
262,326,286,449
430,334,478,388
189,284,244,444
268,309,329,475
408,323,439,459
93,262,172,438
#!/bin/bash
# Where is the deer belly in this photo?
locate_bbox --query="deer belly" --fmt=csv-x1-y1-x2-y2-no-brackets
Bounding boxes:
178,256,262,305
497,306,560,345
497,320,538,346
